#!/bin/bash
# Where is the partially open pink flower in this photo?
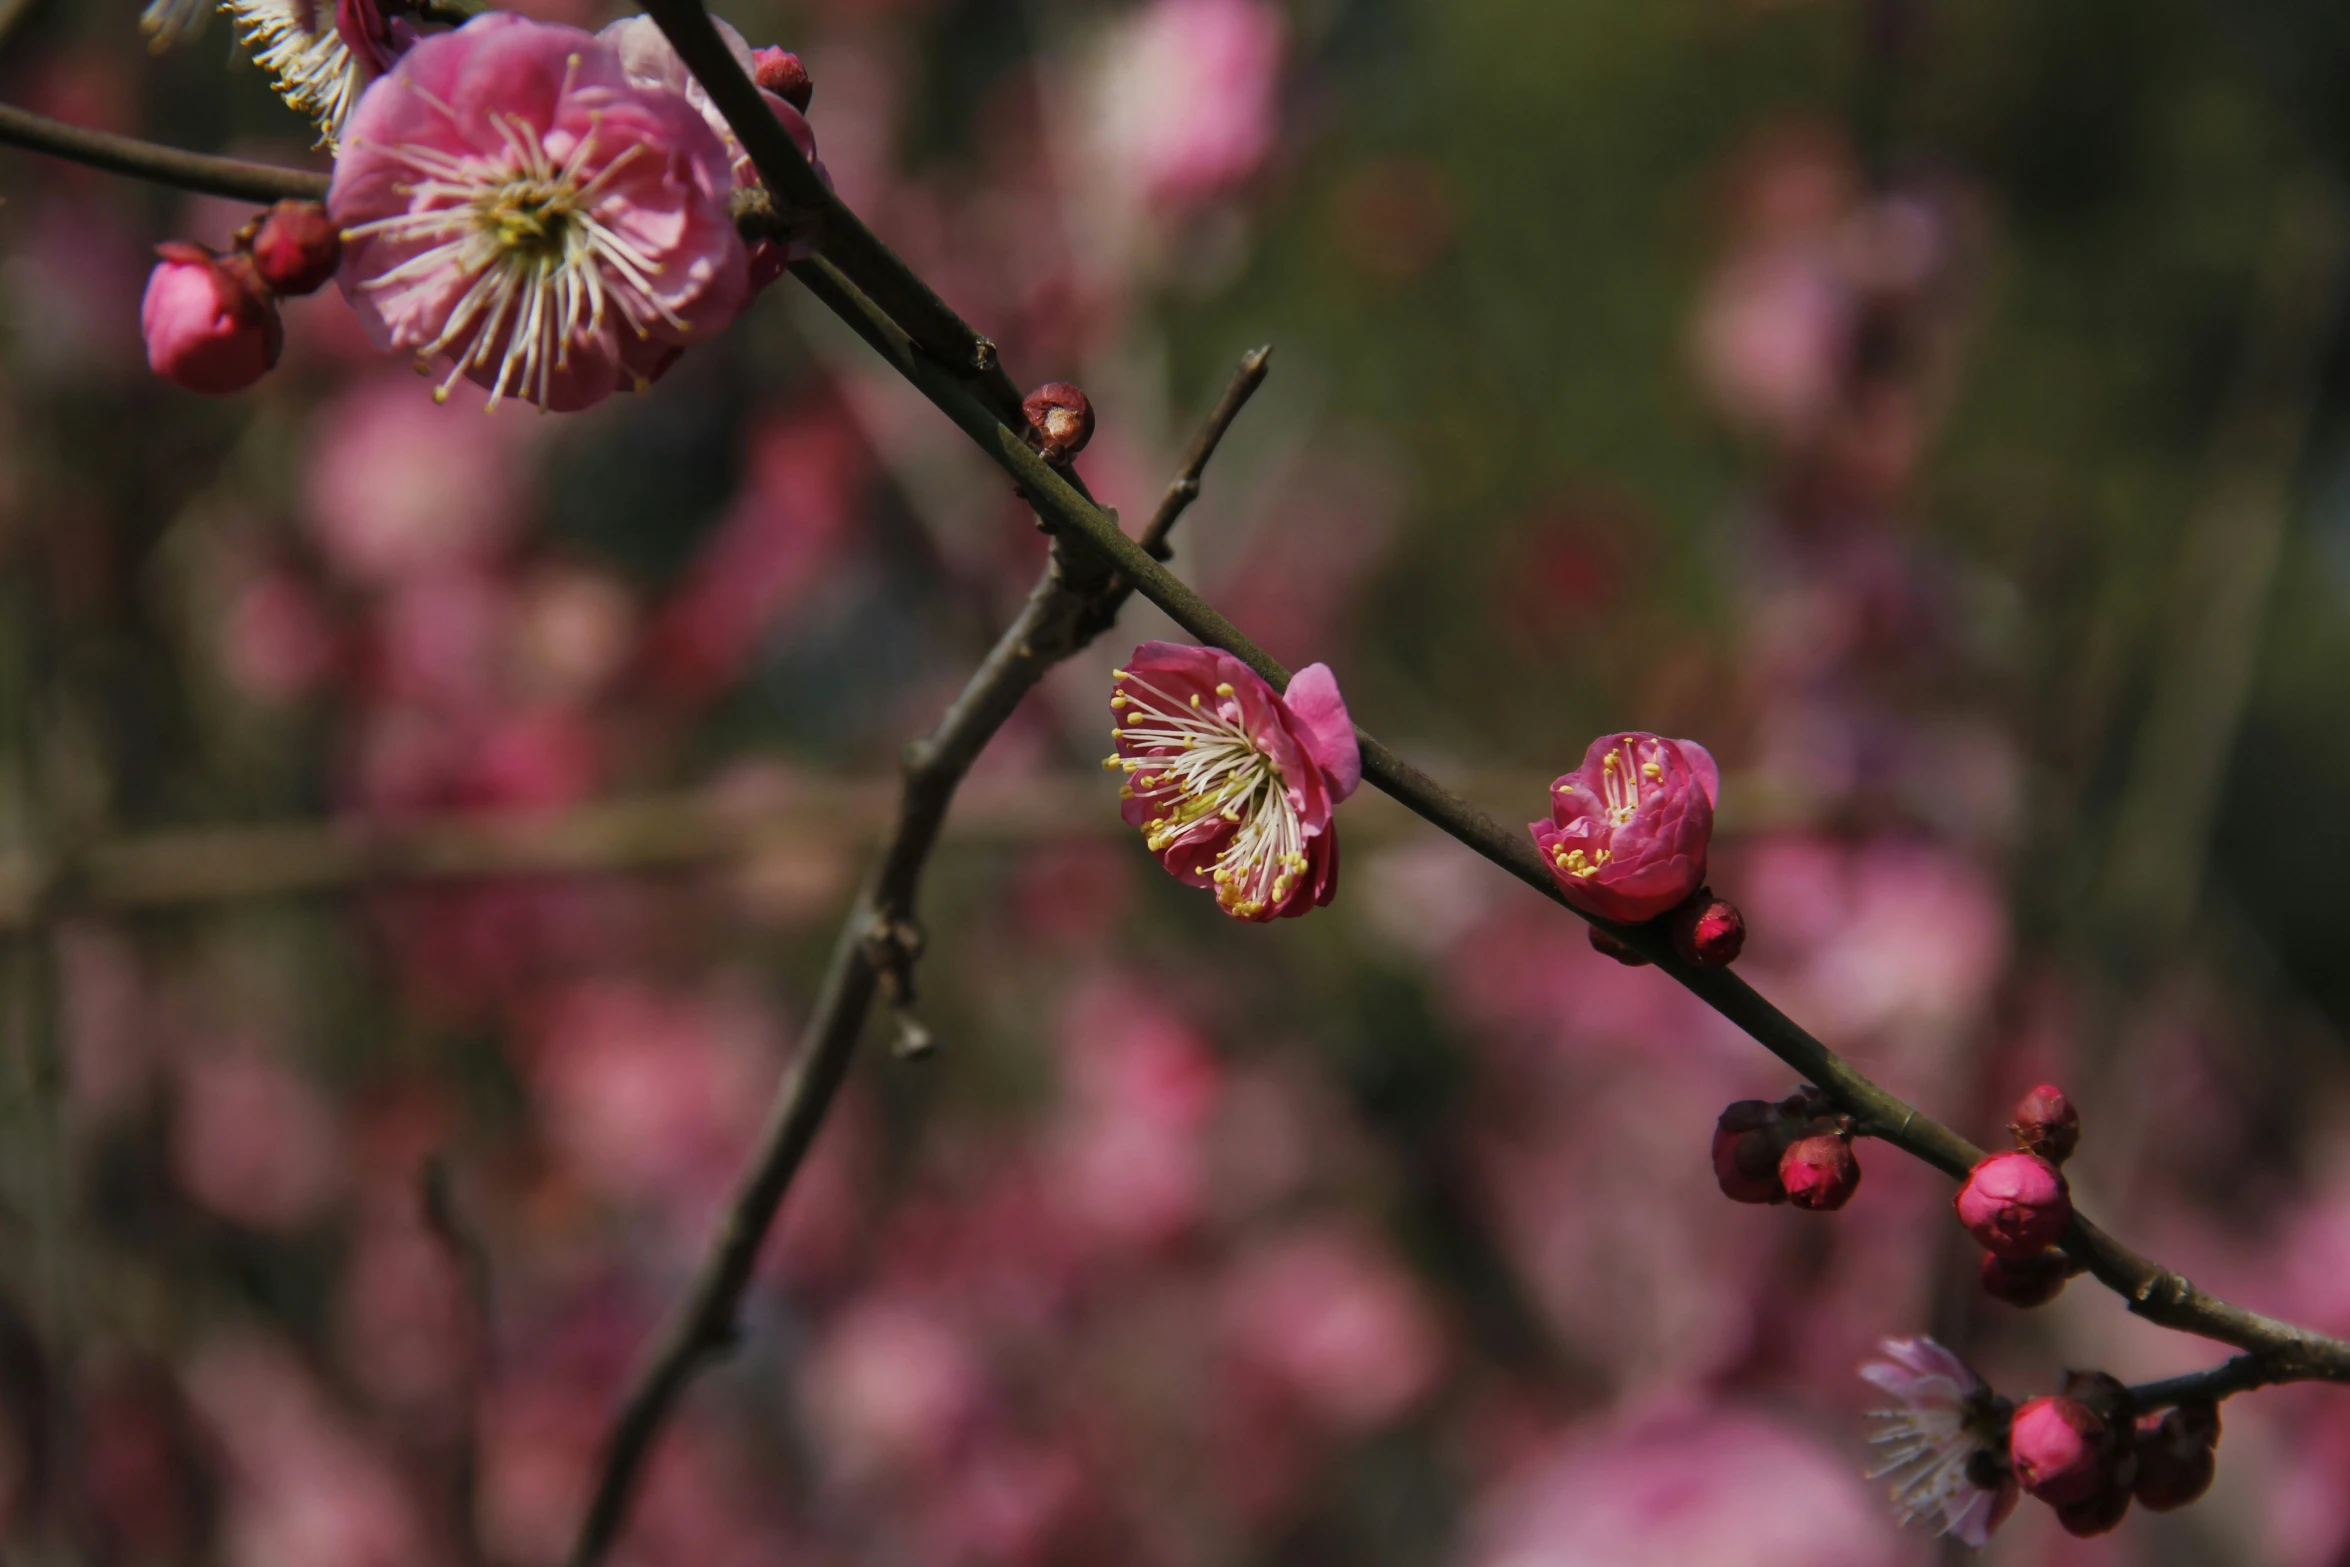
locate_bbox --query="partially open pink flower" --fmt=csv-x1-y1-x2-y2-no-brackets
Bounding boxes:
1955,1150,2071,1259
330,14,749,410
1107,643,1359,922
142,242,282,394
1531,732,1718,923
1860,1337,2017,1547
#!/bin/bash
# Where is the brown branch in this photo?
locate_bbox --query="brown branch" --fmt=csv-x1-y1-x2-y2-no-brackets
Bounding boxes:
0,102,329,204
2124,1354,2287,1414
1138,344,1271,560
561,351,1273,1567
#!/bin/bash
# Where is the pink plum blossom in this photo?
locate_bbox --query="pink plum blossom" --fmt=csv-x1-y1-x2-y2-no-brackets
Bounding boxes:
329,14,750,410
1859,1336,2016,1546
1107,642,1358,922
141,242,281,393
1530,731,1719,923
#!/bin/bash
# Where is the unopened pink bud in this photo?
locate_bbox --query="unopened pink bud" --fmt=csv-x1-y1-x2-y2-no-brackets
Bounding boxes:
2010,1083,2080,1164
1779,1131,1860,1211
1587,925,1649,966
1711,1100,1786,1205
248,200,342,297
1980,1248,2071,1308
141,242,282,395
1669,893,1745,966
1955,1151,2072,1259
2009,1395,2109,1507
2132,1402,2219,1511
753,46,813,111
1023,381,1095,463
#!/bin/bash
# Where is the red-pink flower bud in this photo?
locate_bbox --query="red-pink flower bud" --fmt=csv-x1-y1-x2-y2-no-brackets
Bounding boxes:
1531,733,1718,924
1980,1248,2071,1308
1711,1100,1787,1205
1023,381,1095,464
1587,926,1650,966
1955,1151,2072,1259
753,46,813,111
2132,1402,2219,1511
248,201,343,297
2009,1395,2109,1507
2009,1083,2080,1165
1779,1131,1860,1211
141,242,282,395
1669,893,1744,966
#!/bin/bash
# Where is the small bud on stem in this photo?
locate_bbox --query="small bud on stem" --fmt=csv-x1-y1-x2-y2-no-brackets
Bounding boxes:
1023,381,1096,464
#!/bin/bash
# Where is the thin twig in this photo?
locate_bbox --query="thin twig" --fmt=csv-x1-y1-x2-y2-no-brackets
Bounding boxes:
2124,1354,2285,1414
561,351,1275,1567
0,102,327,204
1138,344,1271,560
420,1158,493,1567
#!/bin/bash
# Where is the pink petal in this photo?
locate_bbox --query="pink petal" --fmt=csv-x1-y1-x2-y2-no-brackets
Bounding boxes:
1281,662,1360,801
1680,738,1720,808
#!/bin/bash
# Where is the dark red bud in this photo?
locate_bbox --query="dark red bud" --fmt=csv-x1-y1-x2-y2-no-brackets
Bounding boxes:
1587,925,1649,966
2131,1401,2219,1511
1980,1248,2072,1308
2010,1082,2081,1164
753,47,813,111
1712,1100,1787,1205
248,200,342,297
1669,893,1745,967
1022,381,1095,463
2054,1476,2133,1537
1778,1131,1860,1211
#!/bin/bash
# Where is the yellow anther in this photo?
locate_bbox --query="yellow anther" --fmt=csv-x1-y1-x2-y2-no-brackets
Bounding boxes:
1110,728,1125,740
1111,695,1128,709
1113,669,1129,681
1102,756,1122,771
1215,683,1235,697
1190,693,1202,708
1119,786,1135,800
1603,753,1618,770
1642,761,1663,780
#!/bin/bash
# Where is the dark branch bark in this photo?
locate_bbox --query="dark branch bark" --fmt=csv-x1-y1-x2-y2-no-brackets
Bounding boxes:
0,102,328,204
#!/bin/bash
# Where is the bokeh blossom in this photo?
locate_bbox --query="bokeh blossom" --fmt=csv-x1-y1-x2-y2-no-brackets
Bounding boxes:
1107,643,1359,922
330,14,749,410
1531,732,1719,923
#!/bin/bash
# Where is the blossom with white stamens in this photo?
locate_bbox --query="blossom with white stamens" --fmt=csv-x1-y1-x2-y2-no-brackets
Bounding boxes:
328,14,750,412
1860,1337,2017,1548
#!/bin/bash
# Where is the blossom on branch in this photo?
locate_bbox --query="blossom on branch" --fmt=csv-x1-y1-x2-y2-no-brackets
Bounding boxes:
329,14,750,411
1530,732,1718,923
1107,643,1359,922
1860,1337,2016,1547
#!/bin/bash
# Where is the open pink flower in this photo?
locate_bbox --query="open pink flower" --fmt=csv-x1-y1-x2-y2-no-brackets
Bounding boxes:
1860,1337,2017,1547
329,14,749,410
1107,643,1359,922
1530,732,1718,923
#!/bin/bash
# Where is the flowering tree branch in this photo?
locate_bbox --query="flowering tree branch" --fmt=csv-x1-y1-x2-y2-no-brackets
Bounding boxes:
562,350,1270,1567
620,2,2350,1402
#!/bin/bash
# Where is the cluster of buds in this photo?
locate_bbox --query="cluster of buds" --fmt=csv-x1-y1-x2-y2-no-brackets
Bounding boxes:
141,200,342,395
1956,1083,2080,1307
1712,1086,1860,1211
2009,1373,2221,1537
